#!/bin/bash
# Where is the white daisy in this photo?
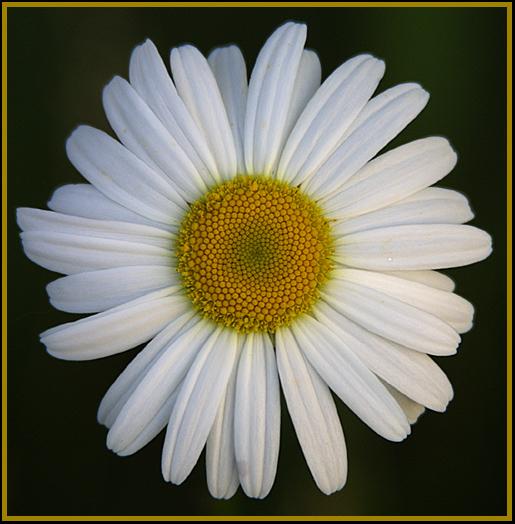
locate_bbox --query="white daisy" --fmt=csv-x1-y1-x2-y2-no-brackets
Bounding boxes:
17,21,492,499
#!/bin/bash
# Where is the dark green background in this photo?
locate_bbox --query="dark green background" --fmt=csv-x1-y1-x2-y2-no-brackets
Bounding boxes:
7,6,508,518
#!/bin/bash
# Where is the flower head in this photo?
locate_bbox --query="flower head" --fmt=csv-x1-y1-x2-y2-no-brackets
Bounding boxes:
18,21,492,499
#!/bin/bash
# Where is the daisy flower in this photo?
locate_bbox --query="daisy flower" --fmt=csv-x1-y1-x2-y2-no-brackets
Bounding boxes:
17,21,492,499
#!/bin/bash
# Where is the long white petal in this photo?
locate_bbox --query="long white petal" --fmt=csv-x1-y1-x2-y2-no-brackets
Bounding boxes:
292,316,411,441
275,328,347,495
117,387,180,457
337,224,492,270
322,137,458,217
162,328,240,484
17,208,173,249
332,268,474,333
234,333,280,499
48,184,172,230
66,125,185,223
321,279,460,355
103,76,207,200
332,188,473,235
171,45,237,179
343,82,423,139
107,317,214,453
279,54,385,184
313,301,453,411
130,39,220,185
20,230,172,275
46,266,177,313
40,287,182,360
244,22,307,175
381,381,426,424
97,311,196,428
206,357,239,499
302,84,429,200
208,45,248,175
380,270,455,292
280,49,322,156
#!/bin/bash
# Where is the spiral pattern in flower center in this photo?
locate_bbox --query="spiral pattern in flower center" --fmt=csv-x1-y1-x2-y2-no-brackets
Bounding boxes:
176,175,334,332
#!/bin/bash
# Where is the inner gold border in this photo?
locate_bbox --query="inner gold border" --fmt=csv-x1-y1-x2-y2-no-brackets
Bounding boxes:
2,2,512,522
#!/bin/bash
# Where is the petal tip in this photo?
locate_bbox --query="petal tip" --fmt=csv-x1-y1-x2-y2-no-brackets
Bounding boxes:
16,207,30,230
102,75,126,102
375,57,386,75
317,478,346,496
413,86,430,107
161,459,171,482
208,487,238,500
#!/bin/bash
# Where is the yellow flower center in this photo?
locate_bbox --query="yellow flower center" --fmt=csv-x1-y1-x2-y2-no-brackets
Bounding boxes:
176,175,334,332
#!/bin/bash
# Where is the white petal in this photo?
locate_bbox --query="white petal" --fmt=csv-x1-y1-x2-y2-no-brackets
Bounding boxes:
17,208,174,249
338,224,492,270
275,328,347,495
107,317,214,453
40,287,183,360
381,270,455,292
117,387,180,457
292,316,410,441
129,39,220,185
97,311,196,428
208,45,248,175
333,268,474,333
302,84,429,200
279,54,385,184
280,49,322,155
162,328,240,484
103,76,207,201
313,301,453,411
343,82,423,138
244,22,307,175
170,45,237,179
381,381,426,424
48,184,173,230
20,230,172,275
234,333,280,499
46,266,177,313
206,358,239,500
323,137,458,217
332,187,474,235
66,126,185,223
321,279,460,355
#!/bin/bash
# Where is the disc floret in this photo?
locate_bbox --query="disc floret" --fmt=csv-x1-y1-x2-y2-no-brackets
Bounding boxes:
176,175,334,332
